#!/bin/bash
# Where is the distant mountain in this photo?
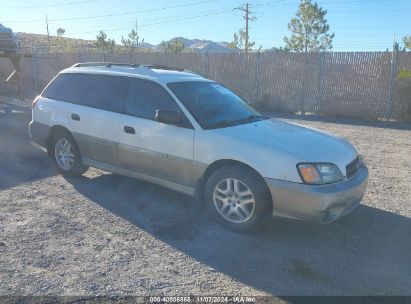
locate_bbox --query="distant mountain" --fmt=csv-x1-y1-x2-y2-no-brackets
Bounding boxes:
156,37,214,48
140,41,154,48
154,37,236,53
16,33,236,54
188,41,235,53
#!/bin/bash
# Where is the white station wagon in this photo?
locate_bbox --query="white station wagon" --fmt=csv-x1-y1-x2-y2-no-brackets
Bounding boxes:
29,63,369,231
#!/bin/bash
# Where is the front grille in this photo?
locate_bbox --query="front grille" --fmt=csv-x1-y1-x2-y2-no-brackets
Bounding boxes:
346,157,360,179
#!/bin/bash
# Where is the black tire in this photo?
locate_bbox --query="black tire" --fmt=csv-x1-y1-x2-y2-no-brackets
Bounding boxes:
204,165,271,232
50,129,88,176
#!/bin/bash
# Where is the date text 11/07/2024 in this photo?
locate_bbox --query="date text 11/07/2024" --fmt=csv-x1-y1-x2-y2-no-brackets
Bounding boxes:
147,296,256,303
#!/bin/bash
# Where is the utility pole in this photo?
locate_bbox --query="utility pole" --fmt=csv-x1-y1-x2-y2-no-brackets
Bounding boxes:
234,2,256,53
245,3,249,53
135,19,139,47
46,13,50,46
386,33,398,120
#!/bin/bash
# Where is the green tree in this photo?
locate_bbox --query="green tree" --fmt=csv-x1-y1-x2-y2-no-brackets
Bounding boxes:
403,36,411,50
53,27,74,53
284,0,334,52
228,29,255,52
121,24,144,57
56,28,65,37
95,30,116,53
165,39,185,53
394,41,406,52
227,32,240,49
271,46,289,52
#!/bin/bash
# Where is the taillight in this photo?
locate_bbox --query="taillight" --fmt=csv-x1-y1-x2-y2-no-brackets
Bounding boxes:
32,96,40,108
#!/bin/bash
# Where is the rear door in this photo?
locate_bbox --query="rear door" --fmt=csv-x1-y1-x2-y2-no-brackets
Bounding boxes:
68,74,130,166
117,78,196,188
40,73,92,131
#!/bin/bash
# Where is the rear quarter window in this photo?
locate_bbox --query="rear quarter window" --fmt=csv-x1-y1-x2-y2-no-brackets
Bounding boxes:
42,73,93,104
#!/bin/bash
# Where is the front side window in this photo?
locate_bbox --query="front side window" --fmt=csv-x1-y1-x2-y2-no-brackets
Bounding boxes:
167,81,267,129
125,78,181,120
42,73,94,104
82,75,130,113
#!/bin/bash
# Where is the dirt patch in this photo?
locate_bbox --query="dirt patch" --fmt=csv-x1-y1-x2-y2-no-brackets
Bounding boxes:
0,98,410,296
289,259,326,282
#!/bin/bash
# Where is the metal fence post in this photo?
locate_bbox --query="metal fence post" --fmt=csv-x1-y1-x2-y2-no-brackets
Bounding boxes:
202,47,209,77
317,53,325,113
255,47,262,102
386,50,398,120
163,51,167,66
299,53,308,115
31,48,39,94
55,53,61,71
77,50,82,63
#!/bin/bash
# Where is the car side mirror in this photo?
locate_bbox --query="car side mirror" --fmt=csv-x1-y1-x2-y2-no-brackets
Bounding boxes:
155,109,182,125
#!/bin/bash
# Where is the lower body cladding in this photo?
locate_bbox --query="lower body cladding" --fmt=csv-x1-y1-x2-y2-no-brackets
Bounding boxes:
265,165,369,224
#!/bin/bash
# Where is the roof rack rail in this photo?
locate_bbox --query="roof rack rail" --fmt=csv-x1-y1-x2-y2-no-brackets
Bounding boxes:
143,64,184,72
72,62,140,68
71,62,187,72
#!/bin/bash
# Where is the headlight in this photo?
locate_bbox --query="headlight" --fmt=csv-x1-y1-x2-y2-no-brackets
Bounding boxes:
297,163,343,185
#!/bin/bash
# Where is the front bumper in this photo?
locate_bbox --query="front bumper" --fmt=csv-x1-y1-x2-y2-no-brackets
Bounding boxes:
265,165,369,224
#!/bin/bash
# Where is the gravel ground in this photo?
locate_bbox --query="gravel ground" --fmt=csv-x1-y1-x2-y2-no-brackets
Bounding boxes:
0,97,410,297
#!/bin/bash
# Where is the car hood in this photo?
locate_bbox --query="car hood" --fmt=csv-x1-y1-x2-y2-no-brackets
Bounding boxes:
213,118,358,169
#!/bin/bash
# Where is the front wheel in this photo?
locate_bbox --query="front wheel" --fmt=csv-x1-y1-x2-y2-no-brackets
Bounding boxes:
204,166,271,232
50,130,88,176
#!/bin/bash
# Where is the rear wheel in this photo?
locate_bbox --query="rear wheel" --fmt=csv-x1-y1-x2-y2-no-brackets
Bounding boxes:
204,166,271,232
50,130,88,176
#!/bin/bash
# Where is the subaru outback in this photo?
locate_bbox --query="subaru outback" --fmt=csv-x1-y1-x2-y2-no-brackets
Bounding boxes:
29,63,368,231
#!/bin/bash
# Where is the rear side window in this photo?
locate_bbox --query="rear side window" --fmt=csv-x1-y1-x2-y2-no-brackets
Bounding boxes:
125,78,180,120
42,73,93,104
82,75,130,113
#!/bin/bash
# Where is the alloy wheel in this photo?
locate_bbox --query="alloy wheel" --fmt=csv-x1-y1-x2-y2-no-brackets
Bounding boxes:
212,178,256,223
54,138,75,171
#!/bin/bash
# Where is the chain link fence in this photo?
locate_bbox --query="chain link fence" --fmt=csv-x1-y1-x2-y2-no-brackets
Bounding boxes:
1,50,410,121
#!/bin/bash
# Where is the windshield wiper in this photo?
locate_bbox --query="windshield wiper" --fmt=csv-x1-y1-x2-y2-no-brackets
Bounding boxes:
206,114,268,129
206,120,238,129
240,114,269,122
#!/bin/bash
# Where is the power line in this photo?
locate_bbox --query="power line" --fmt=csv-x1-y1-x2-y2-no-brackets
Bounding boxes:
252,24,410,30
59,4,241,28
330,8,411,13
43,3,246,38
313,0,397,4
3,0,221,24
252,0,397,6
65,8,236,35
250,0,288,8
0,0,100,9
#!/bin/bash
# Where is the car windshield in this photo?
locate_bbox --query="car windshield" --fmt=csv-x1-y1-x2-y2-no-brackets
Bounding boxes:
167,81,267,129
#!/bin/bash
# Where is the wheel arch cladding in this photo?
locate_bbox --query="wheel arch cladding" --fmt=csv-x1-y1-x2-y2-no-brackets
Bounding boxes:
196,159,273,210
47,125,73,157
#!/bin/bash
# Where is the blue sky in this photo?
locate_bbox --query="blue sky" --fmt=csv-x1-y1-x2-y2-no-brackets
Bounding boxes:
1,0,410,51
